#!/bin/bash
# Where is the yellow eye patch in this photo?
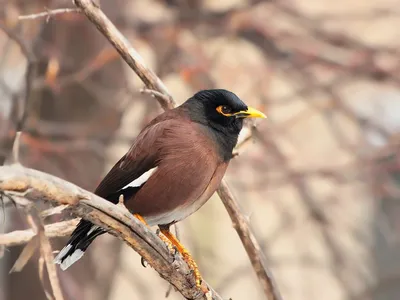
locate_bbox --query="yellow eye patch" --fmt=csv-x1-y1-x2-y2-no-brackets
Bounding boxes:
216,105,233,116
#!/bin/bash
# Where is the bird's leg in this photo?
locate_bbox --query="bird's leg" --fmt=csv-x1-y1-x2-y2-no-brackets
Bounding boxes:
133,214,175,253
133,214,156,268
159,226,203,289
133,213,148,226
157,229,176,254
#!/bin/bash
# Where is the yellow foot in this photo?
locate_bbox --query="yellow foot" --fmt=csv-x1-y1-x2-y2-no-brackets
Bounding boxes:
157,230,176,254
159,228,206,290
133,213,148,226
182,251,202,288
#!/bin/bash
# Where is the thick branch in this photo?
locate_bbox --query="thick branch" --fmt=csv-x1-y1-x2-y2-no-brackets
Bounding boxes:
0,164,220,300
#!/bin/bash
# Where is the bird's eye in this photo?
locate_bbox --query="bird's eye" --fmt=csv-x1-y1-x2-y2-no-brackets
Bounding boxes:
216,105,233,116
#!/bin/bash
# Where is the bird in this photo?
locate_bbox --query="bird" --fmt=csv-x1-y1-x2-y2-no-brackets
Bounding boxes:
54,89,266,287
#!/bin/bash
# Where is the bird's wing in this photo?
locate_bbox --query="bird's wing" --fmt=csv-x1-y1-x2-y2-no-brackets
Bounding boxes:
94,117,178,199
123,122,227,225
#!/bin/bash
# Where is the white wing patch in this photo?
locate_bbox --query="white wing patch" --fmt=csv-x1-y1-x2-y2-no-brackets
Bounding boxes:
123,167,158,189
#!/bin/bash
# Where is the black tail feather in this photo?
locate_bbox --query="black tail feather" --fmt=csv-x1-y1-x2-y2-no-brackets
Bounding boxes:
54,220,105,270
55,186,140,270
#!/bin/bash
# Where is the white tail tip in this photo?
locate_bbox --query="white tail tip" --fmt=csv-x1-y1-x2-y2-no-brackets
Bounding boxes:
54,244,84,270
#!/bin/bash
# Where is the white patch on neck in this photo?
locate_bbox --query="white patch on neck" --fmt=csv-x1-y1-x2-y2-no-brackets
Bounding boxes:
123,167,158,189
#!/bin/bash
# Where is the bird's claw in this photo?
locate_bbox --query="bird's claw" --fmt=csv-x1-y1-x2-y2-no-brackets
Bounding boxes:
158,231,177,255
182,252,202,288
141,257,148,268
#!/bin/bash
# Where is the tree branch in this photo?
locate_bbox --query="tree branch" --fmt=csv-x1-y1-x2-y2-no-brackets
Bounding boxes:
72,0,280,299
73,0,175,110
0,219,78,247
0,164,220,300
0,23,38,165
25,206,65,300
217,182,283,300
18,8,81,21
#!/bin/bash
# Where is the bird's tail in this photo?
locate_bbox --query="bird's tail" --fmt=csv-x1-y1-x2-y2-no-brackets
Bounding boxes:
54,220,105,270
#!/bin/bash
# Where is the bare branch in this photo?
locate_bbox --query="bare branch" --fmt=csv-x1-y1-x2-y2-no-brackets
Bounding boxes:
73,0,175,110
11,132,21,164
217,182,283,300
25,207,64,300
0,164,222,300
140,88,173,106
0,24,37,165
18,8,81,21
9,236,39,273
0,219,78,247
38,256,54,300
41,205,69,218
40,224,64,300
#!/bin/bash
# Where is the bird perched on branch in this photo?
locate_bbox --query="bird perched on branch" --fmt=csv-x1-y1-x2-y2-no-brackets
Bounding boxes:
54,89,266,288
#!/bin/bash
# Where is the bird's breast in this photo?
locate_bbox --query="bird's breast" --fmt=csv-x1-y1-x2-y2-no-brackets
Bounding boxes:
144,162,228,226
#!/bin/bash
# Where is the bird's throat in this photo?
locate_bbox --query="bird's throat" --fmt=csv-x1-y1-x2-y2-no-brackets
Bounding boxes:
208,126,238,161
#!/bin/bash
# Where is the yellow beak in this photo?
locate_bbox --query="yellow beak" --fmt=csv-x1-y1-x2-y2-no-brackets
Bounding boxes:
235,106,267,119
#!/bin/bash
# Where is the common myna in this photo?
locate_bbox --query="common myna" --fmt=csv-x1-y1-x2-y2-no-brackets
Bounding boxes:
54,89,266,287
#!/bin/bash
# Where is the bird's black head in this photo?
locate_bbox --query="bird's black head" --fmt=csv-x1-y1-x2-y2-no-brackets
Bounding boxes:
182,89,266,160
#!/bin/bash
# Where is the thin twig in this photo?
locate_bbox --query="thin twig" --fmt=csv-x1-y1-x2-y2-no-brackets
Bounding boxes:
9,235,39,273
140,88,172,105
0,219,79,247
73,0,175,110
11,132,21,164
18,8,81,21
25,208,65,300
0,24,37,164
41,205,68,218
38,255,54,300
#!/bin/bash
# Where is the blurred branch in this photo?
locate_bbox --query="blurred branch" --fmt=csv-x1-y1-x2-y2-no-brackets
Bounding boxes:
73,0,175,110
0,219,78,247
72,0,280,299
0,164,221,300
140,88,172,105
18,8,81,21
252,127,358,295
217,182,283,300
0,26,36,132
11,132,22,164
25,206,65,300
0,23,37,165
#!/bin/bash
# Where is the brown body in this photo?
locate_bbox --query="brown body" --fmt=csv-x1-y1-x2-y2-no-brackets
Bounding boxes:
95,108,228,226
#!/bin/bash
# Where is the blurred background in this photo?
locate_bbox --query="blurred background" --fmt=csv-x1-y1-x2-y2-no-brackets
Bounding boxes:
1,0,400,299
